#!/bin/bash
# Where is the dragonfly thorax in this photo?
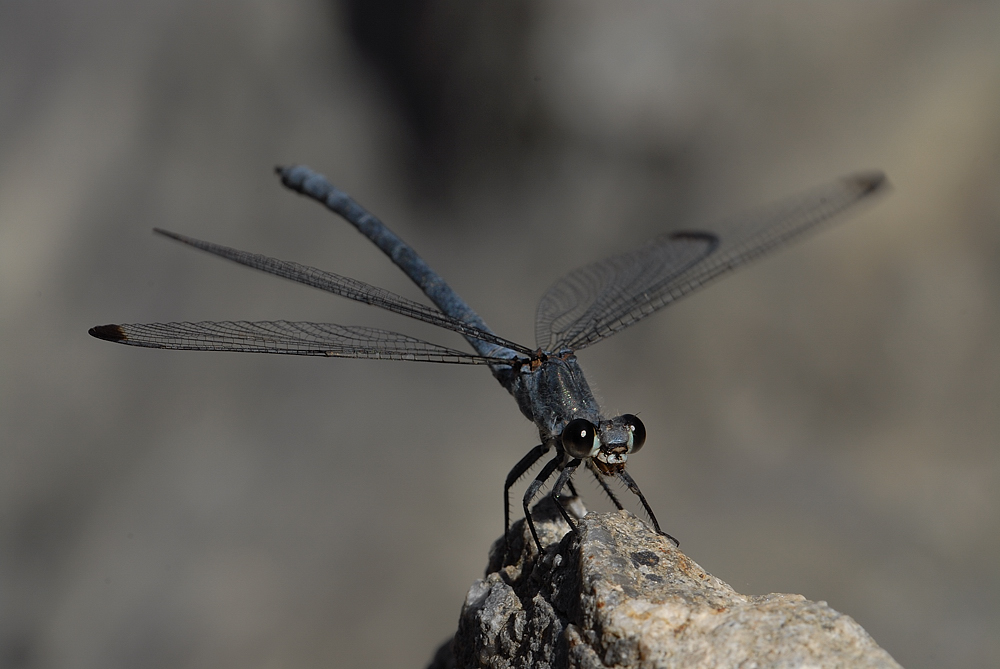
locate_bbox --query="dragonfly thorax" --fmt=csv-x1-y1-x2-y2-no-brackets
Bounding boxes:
503,352,602,440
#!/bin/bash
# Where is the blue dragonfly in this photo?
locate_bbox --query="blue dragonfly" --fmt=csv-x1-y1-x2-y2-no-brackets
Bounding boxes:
90,166,886,553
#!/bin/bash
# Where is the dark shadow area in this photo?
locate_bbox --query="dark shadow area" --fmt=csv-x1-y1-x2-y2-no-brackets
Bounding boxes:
341,0,550,200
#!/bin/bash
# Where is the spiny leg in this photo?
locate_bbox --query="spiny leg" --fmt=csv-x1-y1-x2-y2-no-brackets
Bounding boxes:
550,458,582,533
619,469,679,547
522,454,563,554
504,443,548,556
587,459,624,510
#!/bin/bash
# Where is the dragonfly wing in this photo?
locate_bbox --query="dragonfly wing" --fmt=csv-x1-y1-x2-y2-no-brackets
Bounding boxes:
89,321,505,364
535,232,715,350
154,230,533,356
536,172,886,351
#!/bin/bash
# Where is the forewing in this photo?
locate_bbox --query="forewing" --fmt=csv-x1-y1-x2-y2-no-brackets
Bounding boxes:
536,172,886,351
88,321,504,364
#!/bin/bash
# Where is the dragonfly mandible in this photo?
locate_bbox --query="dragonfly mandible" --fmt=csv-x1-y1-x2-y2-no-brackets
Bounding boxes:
90,166,887,554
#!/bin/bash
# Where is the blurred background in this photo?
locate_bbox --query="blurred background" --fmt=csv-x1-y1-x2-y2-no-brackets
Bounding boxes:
1,1,998,667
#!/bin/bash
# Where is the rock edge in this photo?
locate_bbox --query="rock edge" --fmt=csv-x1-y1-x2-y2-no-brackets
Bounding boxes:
430,499,902,669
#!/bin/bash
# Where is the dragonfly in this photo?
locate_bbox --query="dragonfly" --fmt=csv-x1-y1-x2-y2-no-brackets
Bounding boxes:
90,165,887,554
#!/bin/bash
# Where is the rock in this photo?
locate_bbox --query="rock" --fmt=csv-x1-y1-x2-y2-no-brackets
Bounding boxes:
430,497,902,669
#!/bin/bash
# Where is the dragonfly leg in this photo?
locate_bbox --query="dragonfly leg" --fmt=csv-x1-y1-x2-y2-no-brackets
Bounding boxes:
618,469,679,547
504,443,548,557
551,458,583,533
566,478,579,497
522,454,562,555
587,459,624,510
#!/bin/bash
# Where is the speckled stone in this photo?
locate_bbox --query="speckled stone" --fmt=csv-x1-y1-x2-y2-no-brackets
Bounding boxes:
430,498,902,669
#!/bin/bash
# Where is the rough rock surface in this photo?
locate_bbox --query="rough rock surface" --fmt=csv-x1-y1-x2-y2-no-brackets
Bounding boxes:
429,498,902,669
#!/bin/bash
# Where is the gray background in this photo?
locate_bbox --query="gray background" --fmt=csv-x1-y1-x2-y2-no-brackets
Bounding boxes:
2,2,999,668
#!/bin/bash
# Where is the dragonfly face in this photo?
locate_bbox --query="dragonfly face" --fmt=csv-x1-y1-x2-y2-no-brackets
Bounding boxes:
562,413,646,474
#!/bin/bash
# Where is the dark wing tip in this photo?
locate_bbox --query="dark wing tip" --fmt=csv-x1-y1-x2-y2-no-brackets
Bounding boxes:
153,227,179,239
668,230,717,242
153,228,193,248
845,170,889,195
667,230,721,254
89,324,128,342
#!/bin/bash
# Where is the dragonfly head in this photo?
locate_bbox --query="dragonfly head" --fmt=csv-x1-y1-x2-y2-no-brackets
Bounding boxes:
561,414,646,475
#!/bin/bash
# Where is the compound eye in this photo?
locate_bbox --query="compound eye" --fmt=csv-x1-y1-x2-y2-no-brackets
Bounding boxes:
561,419,599,459
621,414,646,453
